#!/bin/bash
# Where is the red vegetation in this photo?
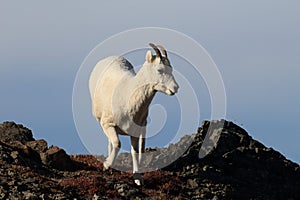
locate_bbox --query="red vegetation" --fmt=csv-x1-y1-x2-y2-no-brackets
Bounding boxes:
58,155,186,199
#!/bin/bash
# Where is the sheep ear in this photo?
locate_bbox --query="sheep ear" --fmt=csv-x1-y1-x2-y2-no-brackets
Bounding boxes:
145,50,153,63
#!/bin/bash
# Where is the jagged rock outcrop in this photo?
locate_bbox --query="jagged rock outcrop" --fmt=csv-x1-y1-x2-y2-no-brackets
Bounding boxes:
0,122,90,199
113,120,300,199
0,122,34,144
0,121,81,172
0,120,299,199
166,120,300,199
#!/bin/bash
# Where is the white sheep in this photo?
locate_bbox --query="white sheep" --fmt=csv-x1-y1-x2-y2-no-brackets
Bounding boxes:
89,43,179,185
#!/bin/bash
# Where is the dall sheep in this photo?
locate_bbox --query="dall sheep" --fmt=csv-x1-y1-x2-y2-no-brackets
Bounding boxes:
89,43,179,185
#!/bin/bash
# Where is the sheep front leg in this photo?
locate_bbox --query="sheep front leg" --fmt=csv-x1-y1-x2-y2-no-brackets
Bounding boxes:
108,139,112,157
103,127,120,170
130,136,143,186
139,130,146,165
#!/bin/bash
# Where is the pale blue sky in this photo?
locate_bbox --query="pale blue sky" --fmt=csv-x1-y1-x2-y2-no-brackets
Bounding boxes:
1,1,299,163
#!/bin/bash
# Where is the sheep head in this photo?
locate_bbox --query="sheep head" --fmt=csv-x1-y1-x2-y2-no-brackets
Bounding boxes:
144,43,179,96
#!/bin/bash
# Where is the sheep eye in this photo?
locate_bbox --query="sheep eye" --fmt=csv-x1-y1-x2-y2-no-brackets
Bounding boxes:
157,69,164,74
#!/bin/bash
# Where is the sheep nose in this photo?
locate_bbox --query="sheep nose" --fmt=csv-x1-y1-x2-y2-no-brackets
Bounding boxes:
174,84,179,93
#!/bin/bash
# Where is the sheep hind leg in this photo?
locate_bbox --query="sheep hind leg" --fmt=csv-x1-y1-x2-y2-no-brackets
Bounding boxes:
103,127,120,171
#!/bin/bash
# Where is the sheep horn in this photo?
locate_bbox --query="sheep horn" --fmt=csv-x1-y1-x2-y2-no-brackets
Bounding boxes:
149,43,162,59
156,45,167,57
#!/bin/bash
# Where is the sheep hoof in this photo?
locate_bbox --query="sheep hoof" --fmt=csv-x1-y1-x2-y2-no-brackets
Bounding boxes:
133,173,144,186
103,161,110,171
134,179,142,186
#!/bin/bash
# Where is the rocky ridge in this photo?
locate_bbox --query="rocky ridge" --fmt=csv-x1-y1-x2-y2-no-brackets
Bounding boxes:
0,120,299,199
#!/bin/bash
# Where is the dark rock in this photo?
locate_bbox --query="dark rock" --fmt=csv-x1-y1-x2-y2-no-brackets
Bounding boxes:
42,145,73,171
114,182,139,198
26,139,48,153
16,142,40,160
164,119,300,199
2,140,41,164
187,179,198,189
0,122,34,144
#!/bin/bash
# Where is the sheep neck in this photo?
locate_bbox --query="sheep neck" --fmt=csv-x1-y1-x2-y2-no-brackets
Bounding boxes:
128,70,156,127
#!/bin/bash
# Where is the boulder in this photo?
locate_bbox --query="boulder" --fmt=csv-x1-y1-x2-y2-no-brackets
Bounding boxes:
26,139,48,153
0,122,34,144
41,145,74,171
